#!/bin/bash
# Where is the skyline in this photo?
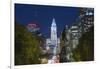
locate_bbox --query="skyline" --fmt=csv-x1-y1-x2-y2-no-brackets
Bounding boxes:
15,4,80,38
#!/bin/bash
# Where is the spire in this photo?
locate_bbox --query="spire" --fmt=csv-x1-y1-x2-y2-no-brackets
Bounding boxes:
51,18,56,27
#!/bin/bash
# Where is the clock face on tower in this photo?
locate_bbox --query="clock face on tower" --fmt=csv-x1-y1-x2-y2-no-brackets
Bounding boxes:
53,25,56,27
53,30,56,34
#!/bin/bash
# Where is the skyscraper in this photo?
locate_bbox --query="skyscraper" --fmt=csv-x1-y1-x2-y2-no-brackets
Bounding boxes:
46,18,60,58
79,8,94,34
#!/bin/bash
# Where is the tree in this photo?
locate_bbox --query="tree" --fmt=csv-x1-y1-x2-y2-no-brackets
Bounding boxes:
15,22,42,65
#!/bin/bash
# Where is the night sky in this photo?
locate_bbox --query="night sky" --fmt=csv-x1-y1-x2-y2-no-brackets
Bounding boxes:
15,3,80,38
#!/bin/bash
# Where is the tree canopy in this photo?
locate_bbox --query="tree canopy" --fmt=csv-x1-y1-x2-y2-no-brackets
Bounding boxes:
15,22,42,65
